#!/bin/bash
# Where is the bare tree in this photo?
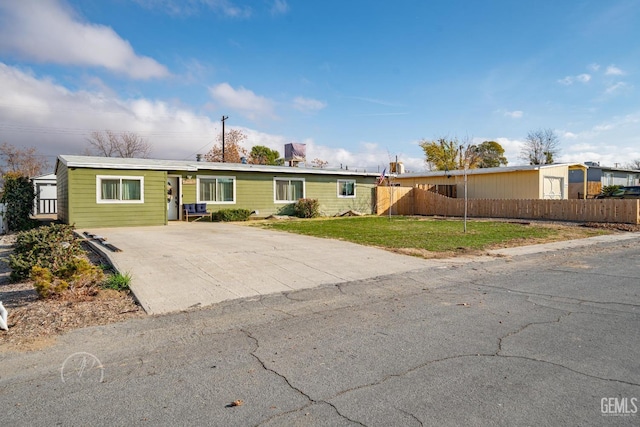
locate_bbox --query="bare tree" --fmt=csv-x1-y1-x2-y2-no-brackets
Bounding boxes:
86,130,152,158
204,129,248,163
0,142,49,178
520,128,560,165
625,159,640,170
311,158,329,168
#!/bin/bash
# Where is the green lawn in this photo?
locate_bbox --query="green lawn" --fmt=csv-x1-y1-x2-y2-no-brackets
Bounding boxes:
255,216,607,253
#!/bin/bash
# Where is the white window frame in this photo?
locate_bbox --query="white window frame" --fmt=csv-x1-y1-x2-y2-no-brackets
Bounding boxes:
337,179,356,198
273,177,305,203
196,175,236,204
96,175,144,204
604,172,614,186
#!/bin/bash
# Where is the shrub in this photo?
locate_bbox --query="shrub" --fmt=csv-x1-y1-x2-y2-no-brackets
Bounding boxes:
600,185,621,197
9,224,83,282
30,257,103,299
211,208,252,222
9,224,105,299
102,272,131,291
1,174,38,232
294,198,320,218
31,266,68,299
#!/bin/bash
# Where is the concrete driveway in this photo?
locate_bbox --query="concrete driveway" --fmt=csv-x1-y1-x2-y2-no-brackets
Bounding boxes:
82,221,447,314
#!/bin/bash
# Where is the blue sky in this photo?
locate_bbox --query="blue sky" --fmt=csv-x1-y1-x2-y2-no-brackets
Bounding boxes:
0,0,639,173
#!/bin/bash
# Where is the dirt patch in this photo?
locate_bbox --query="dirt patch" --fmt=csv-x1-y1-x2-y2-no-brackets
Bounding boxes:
583,222,640,232
0,234,144,352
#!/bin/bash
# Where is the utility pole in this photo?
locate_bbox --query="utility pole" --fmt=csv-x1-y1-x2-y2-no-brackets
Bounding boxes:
221,115,229,162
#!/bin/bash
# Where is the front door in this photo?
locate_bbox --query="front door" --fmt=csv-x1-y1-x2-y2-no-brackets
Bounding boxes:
167,176,180,220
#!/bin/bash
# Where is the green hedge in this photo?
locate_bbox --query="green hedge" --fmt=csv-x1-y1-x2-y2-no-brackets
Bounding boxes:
211,209,252,222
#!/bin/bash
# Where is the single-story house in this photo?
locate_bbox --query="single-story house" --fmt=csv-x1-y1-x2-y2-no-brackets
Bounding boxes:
568,162,640,198
391,163,588,200
31,173,57,215
55,155,378,228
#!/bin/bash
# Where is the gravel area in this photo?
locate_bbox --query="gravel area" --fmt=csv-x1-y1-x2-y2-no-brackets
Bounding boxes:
0,234,144,352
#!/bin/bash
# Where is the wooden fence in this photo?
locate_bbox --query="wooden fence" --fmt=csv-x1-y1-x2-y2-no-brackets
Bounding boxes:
376,186,640,224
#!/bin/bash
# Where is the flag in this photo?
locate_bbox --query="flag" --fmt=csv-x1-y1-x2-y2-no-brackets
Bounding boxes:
377,168,386,185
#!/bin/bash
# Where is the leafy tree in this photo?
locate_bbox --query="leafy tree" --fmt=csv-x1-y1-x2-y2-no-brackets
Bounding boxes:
0,142,49,178
419,137,481,171
520,128,560,165
420,138,461,171
86,130,152,158
1,174,37,231
476,141,508,168
249,145,282,165
204,129,248,163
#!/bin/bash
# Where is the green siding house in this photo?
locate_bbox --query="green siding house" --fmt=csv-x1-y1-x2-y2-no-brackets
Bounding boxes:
55,155,378,228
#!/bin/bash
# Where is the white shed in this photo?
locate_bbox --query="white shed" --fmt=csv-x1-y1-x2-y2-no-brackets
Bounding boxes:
32,173,57,215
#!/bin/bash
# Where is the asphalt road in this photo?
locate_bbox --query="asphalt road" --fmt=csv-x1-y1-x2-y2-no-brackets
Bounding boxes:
1,236,639,426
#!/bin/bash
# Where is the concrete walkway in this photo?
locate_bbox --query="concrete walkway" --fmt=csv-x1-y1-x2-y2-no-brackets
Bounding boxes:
82,222,445,314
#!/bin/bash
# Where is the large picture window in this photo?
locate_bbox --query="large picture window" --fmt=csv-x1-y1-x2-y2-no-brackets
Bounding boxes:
337,179,356,198
274,178,304,202
97,176,144,203
198,176,235,203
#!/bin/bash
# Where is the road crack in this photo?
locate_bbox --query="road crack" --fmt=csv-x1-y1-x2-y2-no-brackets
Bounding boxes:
242,329,366,426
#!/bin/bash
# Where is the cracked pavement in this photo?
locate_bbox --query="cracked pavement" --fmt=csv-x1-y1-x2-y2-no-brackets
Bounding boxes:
1,236,639,426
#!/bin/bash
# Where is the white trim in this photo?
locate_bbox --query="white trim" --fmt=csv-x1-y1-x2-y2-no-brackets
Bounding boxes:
337,179,356,198
96,175,144,204
273,177,305,203
196,175,236,204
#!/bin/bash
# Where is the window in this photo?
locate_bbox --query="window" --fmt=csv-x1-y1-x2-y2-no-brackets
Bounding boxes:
604,172,614,186
274,178,304,202
97,176,144,203
337,179,356,198
198,176,235,203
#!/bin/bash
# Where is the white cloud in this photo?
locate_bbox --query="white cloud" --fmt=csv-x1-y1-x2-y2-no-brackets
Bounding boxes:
270,0,289,15
488,137,525,166
209,83,277,120
558,73,591,85
293,96,326,113
0,63,215,161
0,63,403,172
0,0,169,79
504,110,523,119
604,81,629,94
576,73,591,83
303,140,423,173
605,65,625,75
134,0,252,18
558,76,574,85
588,63,600,72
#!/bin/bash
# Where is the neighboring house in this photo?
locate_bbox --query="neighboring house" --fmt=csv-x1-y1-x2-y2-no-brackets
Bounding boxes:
31,173,57,215
55,155,378,228
391,163,588,200
568,162,640,198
